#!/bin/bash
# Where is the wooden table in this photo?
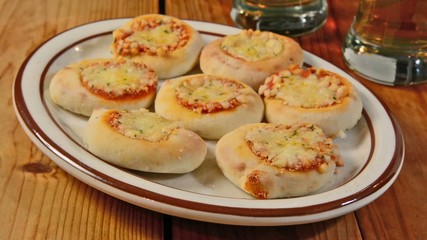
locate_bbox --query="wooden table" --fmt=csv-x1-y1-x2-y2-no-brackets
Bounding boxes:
1,0,426,239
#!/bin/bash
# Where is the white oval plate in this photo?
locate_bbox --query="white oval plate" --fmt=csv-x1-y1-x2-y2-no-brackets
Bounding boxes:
13,19,404,226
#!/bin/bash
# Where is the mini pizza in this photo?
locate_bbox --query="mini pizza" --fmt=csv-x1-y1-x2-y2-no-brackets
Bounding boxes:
259,65,363,137
216,123,343,199
83,108,207,173
111,14,204,79
49,58,157,116
199,29,304,90
155,74,264,140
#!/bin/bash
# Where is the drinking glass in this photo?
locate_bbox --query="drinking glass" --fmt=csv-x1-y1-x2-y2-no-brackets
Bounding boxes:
343,0,427,86
230,0,328,37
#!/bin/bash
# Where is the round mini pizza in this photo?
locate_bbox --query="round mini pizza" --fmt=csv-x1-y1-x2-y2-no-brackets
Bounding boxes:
199,29,304,90
155,74,264,140
259,65,363,137
111,14,204,79
49,58,158,116
216,123,343,199
83,108,207,173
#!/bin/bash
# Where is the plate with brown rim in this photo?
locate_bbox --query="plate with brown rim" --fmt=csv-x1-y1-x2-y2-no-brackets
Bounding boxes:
13,18,405,226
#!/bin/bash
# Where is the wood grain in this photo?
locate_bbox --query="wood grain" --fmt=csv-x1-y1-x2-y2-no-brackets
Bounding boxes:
1,0,426,239
170,214,362,240
165,0,234,25
0,0,164,239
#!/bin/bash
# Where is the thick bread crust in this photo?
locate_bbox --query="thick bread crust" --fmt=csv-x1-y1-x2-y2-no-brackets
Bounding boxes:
154,74,264,140
83,108,207,173
49,58,157,116
199,30,303,90
216,123,338,199
111,14,204,79
260,66,363,137
264,91,362,137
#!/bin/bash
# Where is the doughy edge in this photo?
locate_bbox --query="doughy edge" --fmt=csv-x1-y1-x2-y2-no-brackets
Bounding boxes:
199,36,304,90
264,77,363,137
215,123,337,199
154,74,265,140
83,108,208,173
49,58,156,116
112,14,204,79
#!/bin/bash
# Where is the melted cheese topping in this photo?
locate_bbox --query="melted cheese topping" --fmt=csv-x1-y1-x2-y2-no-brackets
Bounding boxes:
220,30,284,62
259,65,349,108
129,24,181,49
113,15,189,56
80,59,157,99
245,124,339,171
108,109,179,142
175,75,250,113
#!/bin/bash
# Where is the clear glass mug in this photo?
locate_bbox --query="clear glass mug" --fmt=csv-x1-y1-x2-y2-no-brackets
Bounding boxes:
230,0,328,37
343,0,427,86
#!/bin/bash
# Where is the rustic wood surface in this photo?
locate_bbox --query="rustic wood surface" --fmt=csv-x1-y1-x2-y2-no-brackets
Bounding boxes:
1,0,426,239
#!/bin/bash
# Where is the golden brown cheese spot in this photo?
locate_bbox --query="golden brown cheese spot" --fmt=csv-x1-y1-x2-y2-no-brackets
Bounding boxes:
259,65,350,108
244,170,269,199
175,75,249,114
107,109,179,141
220,29,285,62
245,124,341,172
113,15,190,56
237,163,246,172
80,59,157,100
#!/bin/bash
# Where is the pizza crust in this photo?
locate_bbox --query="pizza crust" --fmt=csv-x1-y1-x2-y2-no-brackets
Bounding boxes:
155,74,264,140
83,108,207,173
111,14,204,79
49,58,157,116
259,65,363,137
216,123,340,199
199,29,303,90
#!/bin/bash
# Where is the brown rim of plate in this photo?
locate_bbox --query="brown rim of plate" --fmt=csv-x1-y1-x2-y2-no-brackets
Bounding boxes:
13,19,405,218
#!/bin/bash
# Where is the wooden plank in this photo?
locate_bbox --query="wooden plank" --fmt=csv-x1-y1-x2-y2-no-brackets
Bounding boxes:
170,214,362,240
0,0,164,239
165,0,234,25
354,83,427,240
